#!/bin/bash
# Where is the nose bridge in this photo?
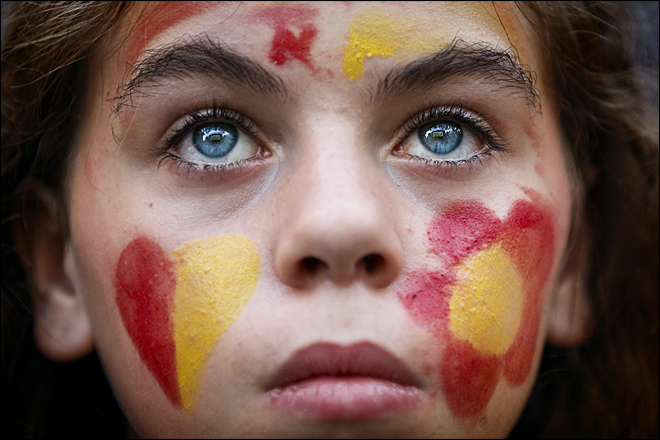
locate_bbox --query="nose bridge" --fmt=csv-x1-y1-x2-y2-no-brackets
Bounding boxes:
275,126,403,289
307,139,378,228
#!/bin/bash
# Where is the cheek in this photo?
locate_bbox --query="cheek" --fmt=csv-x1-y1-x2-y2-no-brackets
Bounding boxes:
115,237,180,406
115,235,260,412
398,196,555,418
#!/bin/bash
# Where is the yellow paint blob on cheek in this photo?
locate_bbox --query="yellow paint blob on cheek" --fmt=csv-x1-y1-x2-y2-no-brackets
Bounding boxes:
170,235,260,411
449,242,523,356
342,8,452,80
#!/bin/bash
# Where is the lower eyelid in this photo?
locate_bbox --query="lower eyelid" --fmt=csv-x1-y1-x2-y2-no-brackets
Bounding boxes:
158,153,267,183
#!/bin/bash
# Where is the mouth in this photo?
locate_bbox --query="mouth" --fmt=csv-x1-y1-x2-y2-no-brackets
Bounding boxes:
265,342,423,419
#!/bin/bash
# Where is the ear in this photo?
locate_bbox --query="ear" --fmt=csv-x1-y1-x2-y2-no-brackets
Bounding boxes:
546,214,592,347
15,187,94,362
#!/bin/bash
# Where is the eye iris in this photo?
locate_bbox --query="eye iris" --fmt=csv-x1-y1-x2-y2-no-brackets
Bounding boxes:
418,121,463,155
192,122,238,158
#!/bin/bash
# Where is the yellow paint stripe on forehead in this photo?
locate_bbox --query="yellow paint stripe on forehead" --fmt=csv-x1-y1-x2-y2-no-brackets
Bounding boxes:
171,235,260,411
342,8,452,80
449,242,523,356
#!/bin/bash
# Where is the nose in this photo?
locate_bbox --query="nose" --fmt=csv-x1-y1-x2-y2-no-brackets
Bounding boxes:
274,144,403,290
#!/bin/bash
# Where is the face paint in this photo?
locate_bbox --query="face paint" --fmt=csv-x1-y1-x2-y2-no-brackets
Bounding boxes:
115,235,260,411
342,8,451,80
399,197,554,417
449,242,523,356
171,236,259,410
126,2,218,66
115,236,180,406
249,4,318,70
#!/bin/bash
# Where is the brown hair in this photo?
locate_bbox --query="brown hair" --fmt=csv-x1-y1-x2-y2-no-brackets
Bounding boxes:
510,2,659,438
2,1,658,437
2,2,139,436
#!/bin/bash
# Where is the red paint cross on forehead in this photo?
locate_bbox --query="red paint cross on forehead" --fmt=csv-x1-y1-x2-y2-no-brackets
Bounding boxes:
249,4,319,70
398,194,555,418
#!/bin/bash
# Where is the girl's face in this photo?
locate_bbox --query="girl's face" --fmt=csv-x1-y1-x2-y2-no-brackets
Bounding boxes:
63,1,571,437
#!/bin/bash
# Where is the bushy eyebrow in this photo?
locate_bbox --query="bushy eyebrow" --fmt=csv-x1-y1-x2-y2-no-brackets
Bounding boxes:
111,36,539,118
111,34,289,116
371,39,540,111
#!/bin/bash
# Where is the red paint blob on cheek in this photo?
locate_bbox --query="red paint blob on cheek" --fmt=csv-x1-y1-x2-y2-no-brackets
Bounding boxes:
115,236,181,407
501,200,555,385
399,197,555,417
441,341,503,418
399,272,453,333
428,201,502,262
250,4,318,69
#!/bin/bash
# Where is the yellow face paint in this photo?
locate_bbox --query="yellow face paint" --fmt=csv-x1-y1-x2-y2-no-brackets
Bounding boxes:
171,235,260,411
449,242,523,356
342,8,452,80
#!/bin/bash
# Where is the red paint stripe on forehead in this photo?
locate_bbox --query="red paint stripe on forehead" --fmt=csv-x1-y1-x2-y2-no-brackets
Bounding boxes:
127,1,223,65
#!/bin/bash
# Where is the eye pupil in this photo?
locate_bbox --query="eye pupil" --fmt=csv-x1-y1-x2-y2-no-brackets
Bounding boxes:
419,121,463,154
193,122,238,158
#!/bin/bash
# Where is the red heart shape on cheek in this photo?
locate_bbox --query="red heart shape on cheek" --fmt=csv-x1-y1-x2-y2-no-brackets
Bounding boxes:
115,236,182,407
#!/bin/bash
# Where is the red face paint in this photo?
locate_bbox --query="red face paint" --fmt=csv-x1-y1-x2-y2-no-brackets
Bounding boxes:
115,236,181,407
127,1,220,66
249,4,318,70
399,196,555,417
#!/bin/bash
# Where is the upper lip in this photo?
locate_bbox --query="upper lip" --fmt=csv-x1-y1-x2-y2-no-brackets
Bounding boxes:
266,342,421,391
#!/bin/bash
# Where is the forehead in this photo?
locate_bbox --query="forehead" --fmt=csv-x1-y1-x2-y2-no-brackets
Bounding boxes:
124,1,525,73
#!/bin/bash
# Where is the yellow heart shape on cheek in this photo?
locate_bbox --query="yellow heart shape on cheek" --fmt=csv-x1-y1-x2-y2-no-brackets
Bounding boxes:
170,235,260,411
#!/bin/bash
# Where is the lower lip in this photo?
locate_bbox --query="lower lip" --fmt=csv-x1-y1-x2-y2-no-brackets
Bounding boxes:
267,377,423,418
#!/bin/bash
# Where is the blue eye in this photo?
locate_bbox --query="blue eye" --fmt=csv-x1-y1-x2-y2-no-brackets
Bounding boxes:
192,122,238,158
418,121,463,155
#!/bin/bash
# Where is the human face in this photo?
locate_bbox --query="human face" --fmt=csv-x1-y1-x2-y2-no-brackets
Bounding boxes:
66,1,571,437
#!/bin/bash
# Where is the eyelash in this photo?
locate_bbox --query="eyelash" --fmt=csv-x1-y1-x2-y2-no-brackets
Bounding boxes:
157,103,507,179
157,102,264,177
395,105,508,172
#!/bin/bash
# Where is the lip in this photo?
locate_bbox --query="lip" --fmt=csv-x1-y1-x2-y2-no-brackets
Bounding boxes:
265,342,423,419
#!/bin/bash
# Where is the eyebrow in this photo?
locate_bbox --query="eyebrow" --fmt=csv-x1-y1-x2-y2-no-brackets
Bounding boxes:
370,39,540,111
112,34,288,115
112,36,539,117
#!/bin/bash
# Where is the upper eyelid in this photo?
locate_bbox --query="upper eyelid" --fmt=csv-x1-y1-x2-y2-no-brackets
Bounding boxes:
397,106,500,144
164,106,263,152
392,105,509,159
161,103,506,164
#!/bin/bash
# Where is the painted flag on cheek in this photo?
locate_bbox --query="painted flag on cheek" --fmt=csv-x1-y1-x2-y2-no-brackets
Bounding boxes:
115,235,260,411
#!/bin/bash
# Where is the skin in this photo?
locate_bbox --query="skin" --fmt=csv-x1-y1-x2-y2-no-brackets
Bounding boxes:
27,1,588,438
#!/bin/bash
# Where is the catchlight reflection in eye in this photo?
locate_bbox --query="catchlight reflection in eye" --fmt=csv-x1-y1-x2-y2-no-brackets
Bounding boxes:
419,121,463,155
193,122,238,158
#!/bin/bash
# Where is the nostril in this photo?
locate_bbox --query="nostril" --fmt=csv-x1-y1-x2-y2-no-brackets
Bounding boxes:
300,257,323,276
362,254,385,274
